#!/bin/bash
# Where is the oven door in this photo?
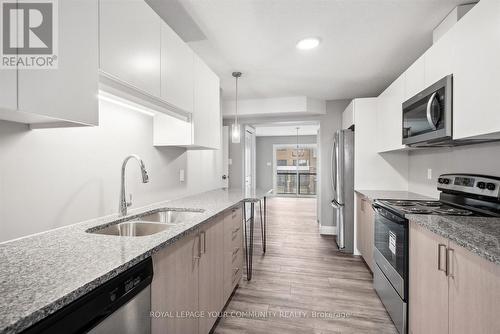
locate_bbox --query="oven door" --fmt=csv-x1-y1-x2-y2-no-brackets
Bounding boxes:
373,204,408,299
402,75,452,146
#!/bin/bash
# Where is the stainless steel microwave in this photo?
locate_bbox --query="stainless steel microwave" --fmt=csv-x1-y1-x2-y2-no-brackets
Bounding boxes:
402,75,452,146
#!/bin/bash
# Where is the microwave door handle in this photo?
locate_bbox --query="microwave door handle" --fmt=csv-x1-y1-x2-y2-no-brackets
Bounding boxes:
426,92,438,130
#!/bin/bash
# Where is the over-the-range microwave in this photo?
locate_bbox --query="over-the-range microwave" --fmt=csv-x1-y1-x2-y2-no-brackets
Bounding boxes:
402,75,453,147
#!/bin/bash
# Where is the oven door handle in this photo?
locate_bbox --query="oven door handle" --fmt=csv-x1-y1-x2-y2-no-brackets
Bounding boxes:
372,203,383,213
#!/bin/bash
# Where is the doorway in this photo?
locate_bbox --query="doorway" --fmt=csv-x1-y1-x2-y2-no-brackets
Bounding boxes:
273,144,317,197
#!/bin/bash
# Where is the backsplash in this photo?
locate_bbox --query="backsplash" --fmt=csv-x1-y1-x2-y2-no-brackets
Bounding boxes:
408,141,500,198
0,100,223,242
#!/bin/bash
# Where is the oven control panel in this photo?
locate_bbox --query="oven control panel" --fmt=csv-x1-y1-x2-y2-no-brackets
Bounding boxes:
437,174,500,198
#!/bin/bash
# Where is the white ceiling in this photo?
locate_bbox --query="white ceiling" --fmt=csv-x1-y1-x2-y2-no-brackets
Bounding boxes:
179,0,471,101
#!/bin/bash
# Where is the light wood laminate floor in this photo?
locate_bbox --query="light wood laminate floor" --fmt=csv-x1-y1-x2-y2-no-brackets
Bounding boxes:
214,197,397,334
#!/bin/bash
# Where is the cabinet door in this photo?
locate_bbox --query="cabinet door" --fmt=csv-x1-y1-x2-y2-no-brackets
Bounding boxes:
193,54,221,149
199,218,224,334
452,0,500,139
376,74,405,152
409,222,449,334
161,22,194,113
223,206,243,301
18,0,98,125
424,28,455,87
152,231,200,334
355,194,365,256
448,241,500,334
99,0,161,97
404,56,425,101
362,197,374,271
0,71,16,113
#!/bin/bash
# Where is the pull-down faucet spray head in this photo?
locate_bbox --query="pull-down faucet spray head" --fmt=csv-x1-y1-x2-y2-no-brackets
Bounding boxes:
119,155,149,216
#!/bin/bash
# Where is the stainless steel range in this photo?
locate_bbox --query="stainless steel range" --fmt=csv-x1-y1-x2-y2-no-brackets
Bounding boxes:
371,174,500,334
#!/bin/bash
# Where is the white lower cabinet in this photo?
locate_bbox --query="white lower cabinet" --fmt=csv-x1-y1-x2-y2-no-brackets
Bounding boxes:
409,221,500,334
152,205,243,334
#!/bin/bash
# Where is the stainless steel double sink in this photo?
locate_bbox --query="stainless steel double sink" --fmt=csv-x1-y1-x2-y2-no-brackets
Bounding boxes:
87,208,204,237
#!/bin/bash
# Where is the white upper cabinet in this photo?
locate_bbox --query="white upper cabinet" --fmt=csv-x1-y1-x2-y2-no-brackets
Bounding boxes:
404,55,425,101
0,0,99,127
451,0,500,140
161,22,194,113
425,28,455,87
99,0,161,97
377,74,406,152
341,101,355,129
192,54,221,149
19,0,99,127
0,70,17,114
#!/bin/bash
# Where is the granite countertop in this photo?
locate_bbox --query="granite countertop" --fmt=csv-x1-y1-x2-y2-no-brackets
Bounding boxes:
0,188,271,334
355,189,436,201
407,214,500,265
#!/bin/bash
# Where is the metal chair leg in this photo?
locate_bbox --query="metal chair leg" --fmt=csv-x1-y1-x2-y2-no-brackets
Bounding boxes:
259,199,265,253
243,203,250,280
263,196,267,253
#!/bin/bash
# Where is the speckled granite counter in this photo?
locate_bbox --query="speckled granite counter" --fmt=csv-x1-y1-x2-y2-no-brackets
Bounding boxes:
0,188,271,334
407,214,500,265
355,190,435,201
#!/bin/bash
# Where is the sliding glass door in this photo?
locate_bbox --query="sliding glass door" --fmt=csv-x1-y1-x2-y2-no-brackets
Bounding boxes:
273,144,317,196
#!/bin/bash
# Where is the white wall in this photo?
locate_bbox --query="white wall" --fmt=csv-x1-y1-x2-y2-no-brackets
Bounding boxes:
0,99,223,242
408,141,500,198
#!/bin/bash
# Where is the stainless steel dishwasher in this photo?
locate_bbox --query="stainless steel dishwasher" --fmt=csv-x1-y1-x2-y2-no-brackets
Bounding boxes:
22,258,153,334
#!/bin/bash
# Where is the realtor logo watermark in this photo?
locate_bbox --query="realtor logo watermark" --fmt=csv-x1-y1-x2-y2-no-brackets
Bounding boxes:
1,0,58,69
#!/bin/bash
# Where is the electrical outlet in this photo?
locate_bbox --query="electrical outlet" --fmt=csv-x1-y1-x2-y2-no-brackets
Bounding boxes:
180,169,185,182
266,162,272,167
427,169,432,180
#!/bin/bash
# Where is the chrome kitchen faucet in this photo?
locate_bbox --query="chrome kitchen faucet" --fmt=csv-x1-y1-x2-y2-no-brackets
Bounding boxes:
119,155,149,216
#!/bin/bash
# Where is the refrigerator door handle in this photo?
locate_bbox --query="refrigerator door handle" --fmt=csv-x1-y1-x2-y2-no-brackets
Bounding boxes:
331,199,343,209
330,136,337,195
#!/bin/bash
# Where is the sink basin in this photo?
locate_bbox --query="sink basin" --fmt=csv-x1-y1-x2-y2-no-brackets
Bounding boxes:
90,221,171,237
139,209,204,224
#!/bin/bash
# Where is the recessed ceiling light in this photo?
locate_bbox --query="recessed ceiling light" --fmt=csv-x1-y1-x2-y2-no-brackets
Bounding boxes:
296,37,320,50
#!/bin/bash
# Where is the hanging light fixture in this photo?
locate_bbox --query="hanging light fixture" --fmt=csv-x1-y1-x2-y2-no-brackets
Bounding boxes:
294,127,305,158
231,71,242,143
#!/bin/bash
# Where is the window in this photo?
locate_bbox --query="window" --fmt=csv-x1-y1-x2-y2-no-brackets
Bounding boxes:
276,159,287,166
274,145,317,196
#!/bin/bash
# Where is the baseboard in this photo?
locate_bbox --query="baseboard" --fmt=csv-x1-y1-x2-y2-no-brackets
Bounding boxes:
319,225,337,235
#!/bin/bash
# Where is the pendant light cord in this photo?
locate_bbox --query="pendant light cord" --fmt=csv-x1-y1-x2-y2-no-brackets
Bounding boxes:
235,75,239,125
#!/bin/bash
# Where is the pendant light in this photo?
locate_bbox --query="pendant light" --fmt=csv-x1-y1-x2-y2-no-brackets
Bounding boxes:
231,71,242,143
294,127,304,158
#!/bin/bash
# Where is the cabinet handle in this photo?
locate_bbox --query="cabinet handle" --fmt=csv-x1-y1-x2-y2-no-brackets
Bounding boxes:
232,247,240,256
437,244,447,273
446,248,454,277
201,231,206,254
194,234,202,259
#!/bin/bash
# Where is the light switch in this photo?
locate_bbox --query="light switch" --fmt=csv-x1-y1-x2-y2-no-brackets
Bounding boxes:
180,169,185,182
427,169,432,180
266,162,272,167
228,158,232,165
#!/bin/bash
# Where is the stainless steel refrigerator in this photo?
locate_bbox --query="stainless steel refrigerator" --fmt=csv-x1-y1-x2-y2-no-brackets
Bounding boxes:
330,129,354,253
